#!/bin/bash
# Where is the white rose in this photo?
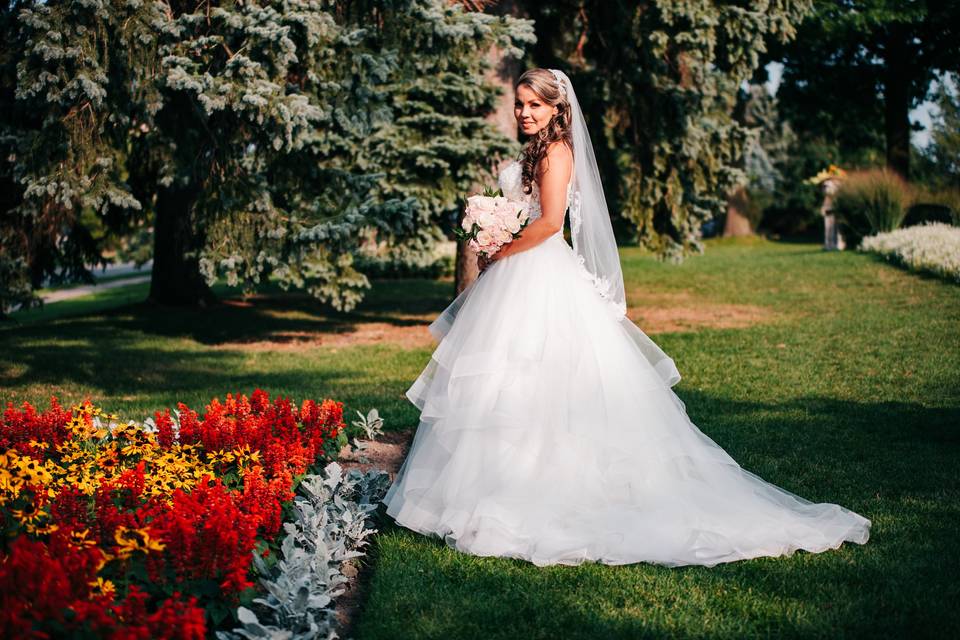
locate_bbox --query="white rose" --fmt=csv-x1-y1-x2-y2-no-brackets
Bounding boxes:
467,194,497,213
477,211,498,229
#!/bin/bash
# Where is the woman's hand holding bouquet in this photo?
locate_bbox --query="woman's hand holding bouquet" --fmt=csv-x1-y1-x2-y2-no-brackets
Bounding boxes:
455,186,530,271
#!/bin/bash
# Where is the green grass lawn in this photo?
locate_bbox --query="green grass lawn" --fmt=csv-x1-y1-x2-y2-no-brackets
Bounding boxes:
2,238,959,637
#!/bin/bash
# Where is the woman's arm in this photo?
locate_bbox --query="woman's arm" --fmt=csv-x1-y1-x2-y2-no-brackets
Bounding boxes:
492,142,572,262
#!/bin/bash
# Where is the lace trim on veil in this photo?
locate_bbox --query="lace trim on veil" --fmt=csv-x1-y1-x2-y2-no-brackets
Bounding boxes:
566,187,626,319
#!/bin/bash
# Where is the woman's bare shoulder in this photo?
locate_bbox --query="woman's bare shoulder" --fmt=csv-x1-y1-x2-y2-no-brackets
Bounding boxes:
536,141,573,179
547,139,573,158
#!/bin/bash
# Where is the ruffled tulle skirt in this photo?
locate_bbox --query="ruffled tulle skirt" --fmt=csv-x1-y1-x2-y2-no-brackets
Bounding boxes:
381,234,870,567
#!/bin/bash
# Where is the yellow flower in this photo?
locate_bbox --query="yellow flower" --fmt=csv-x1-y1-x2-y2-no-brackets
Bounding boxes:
114,526,165,560
12,500,44,525
97,451,120,473
806,164,848,185
231,443,262,467
69,528,98,549
14,455,53,485
206,449,228,465
89,577,116,598
0,469,20,493
26,521,59,535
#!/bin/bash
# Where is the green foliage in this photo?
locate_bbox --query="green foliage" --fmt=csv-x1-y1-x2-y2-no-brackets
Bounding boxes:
529,1,812,260
0,0,534,312
832,169,912,244
766,0,960,178
924,77,960,187
354,1,534,274
354,227,455,279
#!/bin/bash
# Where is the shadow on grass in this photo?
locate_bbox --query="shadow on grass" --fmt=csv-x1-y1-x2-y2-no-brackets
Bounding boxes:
2,278,453,347
0,281,450,423
857,250,959,285
357,391,959,640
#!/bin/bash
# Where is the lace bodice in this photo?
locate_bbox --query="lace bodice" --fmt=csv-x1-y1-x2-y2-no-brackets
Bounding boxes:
495,158,624,319
497,160,581,237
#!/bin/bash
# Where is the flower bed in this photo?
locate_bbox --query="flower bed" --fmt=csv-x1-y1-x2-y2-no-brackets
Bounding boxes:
859,222,960,283
0,390,349,638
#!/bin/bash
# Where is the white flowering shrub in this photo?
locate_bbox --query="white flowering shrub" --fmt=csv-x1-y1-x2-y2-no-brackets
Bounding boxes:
217,461,391,640
859,223,960,283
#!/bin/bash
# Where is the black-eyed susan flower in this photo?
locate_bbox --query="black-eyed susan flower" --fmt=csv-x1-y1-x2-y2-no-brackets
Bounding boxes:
114,526,165,560
15,455,53,485
12,499,44,526
88,577,116,598
69,528,98,549
26,521,59,535
95,551,114,573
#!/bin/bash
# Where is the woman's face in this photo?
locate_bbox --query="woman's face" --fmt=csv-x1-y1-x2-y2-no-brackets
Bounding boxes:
514,84,558,136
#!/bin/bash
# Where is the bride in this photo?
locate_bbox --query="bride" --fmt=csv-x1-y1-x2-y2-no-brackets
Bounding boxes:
381,68,871,567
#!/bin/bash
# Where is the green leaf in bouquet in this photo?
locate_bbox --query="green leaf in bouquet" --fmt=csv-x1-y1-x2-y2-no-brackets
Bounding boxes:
453,222,480,241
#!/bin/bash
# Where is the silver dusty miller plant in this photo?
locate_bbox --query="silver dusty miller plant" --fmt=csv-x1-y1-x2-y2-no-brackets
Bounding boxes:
217,461,391,640
349,408,385,464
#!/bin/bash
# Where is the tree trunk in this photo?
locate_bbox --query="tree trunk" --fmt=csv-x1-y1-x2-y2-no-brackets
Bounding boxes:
884,29,911,178
454,2,525,295
148,182,215,306
723,186,754,237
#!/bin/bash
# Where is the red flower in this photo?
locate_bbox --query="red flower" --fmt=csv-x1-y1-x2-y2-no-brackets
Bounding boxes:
1,389,350,637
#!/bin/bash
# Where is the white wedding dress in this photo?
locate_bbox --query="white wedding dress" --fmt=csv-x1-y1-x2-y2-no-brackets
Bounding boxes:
381,158,871,567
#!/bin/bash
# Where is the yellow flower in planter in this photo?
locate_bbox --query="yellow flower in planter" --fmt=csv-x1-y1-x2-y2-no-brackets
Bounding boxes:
806,164,848,185
26,439,49,452
119,429,157,457
95,552,114,573
96,452,121,476
114,525,165,560
0,466,16,495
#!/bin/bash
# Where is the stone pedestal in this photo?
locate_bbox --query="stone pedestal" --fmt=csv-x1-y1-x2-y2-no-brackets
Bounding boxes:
820,177,845,251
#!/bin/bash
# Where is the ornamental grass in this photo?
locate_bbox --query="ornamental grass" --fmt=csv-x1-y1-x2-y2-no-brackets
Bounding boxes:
832,169,913,245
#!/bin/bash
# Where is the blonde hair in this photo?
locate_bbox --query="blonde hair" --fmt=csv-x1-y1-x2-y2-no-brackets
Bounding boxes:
515,68,573,196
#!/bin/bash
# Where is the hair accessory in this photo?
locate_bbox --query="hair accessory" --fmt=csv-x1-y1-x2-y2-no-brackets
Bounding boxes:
548,68,567,99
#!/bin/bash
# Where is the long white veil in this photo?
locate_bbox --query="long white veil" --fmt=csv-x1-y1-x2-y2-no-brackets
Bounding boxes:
549,68,626,319
549,68,681,387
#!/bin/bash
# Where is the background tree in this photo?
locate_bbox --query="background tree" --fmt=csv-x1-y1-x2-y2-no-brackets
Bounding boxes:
924,76,960,188
2,0,533,313
766,0,960,179
349,0,534,295
525,1,813,260
723,83,797,237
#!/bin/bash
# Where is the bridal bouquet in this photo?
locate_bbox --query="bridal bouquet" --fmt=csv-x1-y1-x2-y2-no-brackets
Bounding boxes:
455,187,530,258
